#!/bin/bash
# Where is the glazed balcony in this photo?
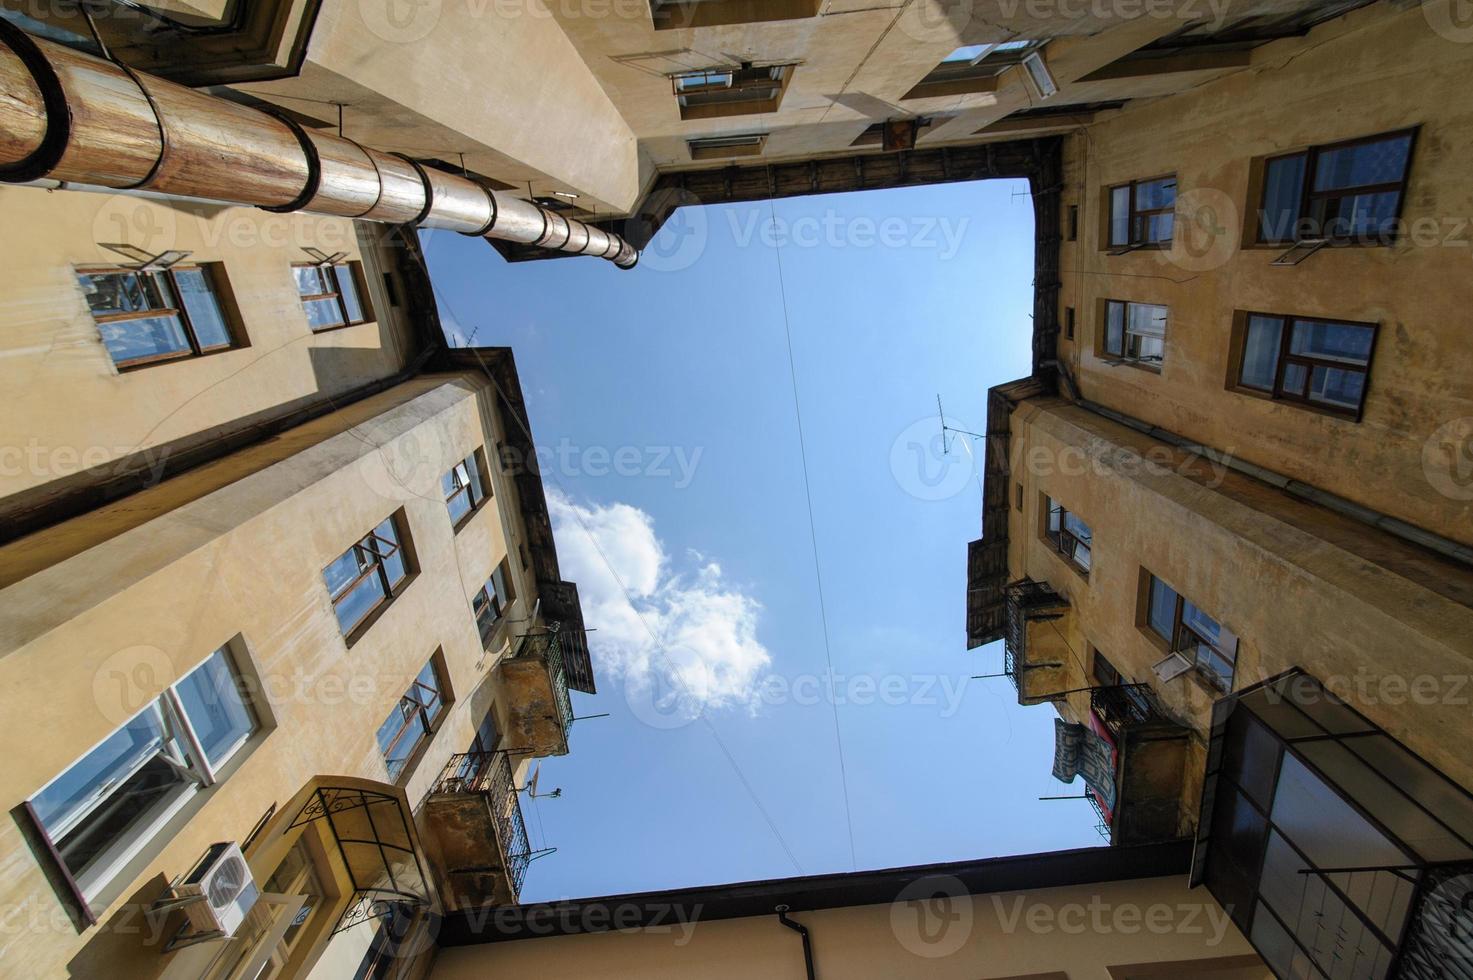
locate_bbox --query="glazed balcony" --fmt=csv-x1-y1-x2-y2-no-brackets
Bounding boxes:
499,629,575,758
1002,578,1074,705
421,751,530,912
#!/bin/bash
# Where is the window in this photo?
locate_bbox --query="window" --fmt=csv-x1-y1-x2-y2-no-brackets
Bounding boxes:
1107,175,1176,249
650,0,821,30
1256,130,1415,244
1043,495,1092,574
1143,573,1237,690
78,266,238,369
904,39,1042,100
294,262,369,330
443,449,489,527
687,133,766,160
1092,650,1121,688
1065,306,1075,340
671,65,790,120
1103,300,1167,365
376,657,447,781
470,710,500,755
1067,204,1079,241
325,514,411,639
473,560,515,642
27,647,256,906
1234,313,1377,418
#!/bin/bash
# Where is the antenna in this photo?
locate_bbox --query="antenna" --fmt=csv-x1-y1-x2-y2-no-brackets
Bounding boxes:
522,764,563,799
936,395,985,457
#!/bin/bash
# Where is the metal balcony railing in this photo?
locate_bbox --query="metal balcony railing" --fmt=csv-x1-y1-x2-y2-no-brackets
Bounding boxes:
432,750,530,897
1089,684,1164,741
508,628,575,735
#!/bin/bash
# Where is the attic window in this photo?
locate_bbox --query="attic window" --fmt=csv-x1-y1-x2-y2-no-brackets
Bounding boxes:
650,0,822,30
904,40,1042,100
671,65,792,121
851,119,930,150
687,133,767,160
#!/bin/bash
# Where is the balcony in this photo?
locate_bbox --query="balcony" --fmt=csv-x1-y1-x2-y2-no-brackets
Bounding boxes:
1089,684,1191,846
420,751,530,912
1002,579,1073,705
499,628,575,757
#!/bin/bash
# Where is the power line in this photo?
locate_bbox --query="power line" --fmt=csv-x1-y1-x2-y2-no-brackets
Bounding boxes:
765,197,860,872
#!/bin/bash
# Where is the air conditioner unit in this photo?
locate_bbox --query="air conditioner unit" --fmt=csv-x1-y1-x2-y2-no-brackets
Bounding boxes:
176,842,261,938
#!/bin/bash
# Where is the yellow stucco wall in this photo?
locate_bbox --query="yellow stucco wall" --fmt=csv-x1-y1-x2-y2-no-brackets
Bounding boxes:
1006,398,1473,823
430,875,1265,979
0,185,418,512
1055,1,1473,547
0,373,545,978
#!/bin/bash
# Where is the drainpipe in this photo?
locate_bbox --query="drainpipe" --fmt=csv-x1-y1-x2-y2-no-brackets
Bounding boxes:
774,905,816,980
0,21,639,269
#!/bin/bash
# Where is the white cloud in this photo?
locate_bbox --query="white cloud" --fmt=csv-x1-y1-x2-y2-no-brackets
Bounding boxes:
548,491,771,711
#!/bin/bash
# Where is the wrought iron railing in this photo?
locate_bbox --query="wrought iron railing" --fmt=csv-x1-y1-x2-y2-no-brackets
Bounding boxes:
509,628,575,736
1090,684,1163,740
431,750,530,897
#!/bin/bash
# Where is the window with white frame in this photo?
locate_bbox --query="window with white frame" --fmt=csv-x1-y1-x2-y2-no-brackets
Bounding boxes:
1043,495,1093,575
1143,572,1238,691
26,647,257,906
1103,300,1168,365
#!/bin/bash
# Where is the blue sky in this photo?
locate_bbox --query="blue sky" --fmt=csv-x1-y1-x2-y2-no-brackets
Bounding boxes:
420,177,1099,901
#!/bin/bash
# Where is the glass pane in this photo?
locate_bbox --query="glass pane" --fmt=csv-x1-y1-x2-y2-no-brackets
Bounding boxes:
464,457,485,503
1260,153,1307,242
441,468,462,500
334,266,365,323
1182,600,1223,648
1046,500,1061,534
324,547,368,600
1063,511,1090,544
376,707,416,780
1281,362,1309,397
1105,301,1125,355
174,649,255,768
1126,303,1168,338
942,43,988,63
173,268,231,349
447,489,472,525
1314,190,1403,240
1109,186,1130,245
334,575,387,633
1070,540,1092,572
31,703,193,880
1222,712,1280,808
1307,366,1366,410
1147,576,1177,640
293,266,324,296
80,272,157,316
1134,176,1176,211
1240,315,1284,390
1346,734,1473,852
1289,320,1373,365
1272,752,1408,873
1142,211,1174,243
1128,334,1165,363
98,315,191,365
1312,134,1412,192
303,297,345,330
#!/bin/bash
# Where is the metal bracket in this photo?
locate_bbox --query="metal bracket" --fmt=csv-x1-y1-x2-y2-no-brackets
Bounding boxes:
1270,237,1329,266
300,247,348,267
97,244,192,271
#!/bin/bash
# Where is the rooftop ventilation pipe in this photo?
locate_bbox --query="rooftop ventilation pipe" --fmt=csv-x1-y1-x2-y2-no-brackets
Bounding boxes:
0,22,639,269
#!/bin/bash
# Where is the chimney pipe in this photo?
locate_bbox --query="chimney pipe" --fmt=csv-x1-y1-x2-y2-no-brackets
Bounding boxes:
0,22,639,269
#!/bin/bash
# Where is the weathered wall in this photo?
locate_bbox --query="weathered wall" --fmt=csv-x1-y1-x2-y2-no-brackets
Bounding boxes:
1056,2,1473,546
0,373,543,978
431,875,1265,979
1006,398,1473,818
0,184,417,513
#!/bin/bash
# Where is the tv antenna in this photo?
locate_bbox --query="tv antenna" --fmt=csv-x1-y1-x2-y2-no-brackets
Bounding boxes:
522,764,562,800
936,395,985,456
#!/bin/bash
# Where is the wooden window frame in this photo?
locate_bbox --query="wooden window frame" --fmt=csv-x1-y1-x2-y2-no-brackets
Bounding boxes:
1227,310,1379,421
1139,571,1236,692
78,264,242,370
473,560,516,645
1100,298,1167,369
1105,174,1177,250
444,448,491,531
293,261,372,332
378,654,450,782
1252,128,1418,246
672,65,792,120
1042,494,1092,577
327,514,414,643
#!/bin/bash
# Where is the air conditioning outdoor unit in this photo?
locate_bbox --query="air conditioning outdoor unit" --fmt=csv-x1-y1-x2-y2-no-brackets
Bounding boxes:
176,842,261,938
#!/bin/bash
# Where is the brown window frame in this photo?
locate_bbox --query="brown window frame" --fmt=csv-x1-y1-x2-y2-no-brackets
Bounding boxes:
293,261,371,331
443,448,491,530
326,514,414,642
1042,494,1092,577
473,560,516,644
1105,174,1177,250
378,655,450,782
1141,571,1236,692
1253,128,1418,246
671,65,792,121
77,264,241,370
1229,311,1378,421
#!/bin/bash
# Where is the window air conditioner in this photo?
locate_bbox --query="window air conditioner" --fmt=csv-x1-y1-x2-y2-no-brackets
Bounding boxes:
176,842,261,938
